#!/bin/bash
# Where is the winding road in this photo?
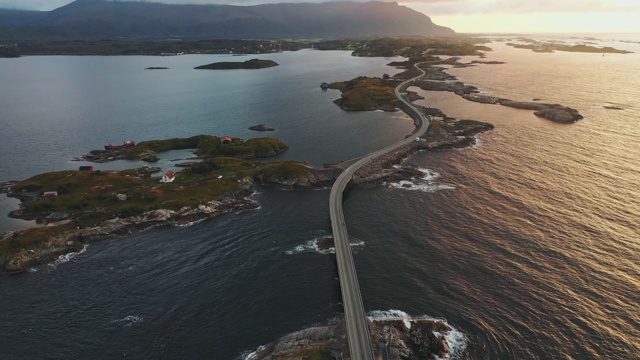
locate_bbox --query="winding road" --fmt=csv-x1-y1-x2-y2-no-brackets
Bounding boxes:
329,64,430,359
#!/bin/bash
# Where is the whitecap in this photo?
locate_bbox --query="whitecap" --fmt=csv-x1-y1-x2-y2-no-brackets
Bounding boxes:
110,315,144,327
369,310,468,359
285,236,364,255
367,309,413,329
48,244,88,270
387,168,456,193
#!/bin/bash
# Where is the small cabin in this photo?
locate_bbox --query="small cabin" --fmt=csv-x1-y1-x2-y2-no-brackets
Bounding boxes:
161,170,176,183
79,166,94,171
43,191,58,197
220,136,233,144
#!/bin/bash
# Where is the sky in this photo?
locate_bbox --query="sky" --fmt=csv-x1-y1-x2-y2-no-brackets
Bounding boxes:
1,0,640,33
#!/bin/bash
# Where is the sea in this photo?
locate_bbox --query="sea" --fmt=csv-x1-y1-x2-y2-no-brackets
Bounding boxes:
0,34,638,359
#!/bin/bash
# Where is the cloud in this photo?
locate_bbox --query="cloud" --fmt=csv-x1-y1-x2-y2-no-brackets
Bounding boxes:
400,0,640,16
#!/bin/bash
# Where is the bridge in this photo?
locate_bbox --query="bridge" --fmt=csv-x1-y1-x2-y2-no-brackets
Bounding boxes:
329,64,431,359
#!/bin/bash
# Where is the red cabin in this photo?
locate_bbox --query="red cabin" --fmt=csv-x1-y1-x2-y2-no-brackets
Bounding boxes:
220,136,233,144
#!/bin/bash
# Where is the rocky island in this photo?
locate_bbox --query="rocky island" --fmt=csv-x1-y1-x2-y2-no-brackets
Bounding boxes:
506,40,633,54
245,316,456,359
248,124,275,131
194,58,278,70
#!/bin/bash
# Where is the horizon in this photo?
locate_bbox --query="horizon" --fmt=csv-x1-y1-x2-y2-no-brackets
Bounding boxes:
1,0,640,34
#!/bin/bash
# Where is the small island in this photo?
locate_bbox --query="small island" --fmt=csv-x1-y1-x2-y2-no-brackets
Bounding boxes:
194,58,278,70
506,41,632,54
145,67,169,70
248,124,275,131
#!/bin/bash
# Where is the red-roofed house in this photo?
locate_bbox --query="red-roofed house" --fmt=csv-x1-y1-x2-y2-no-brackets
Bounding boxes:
220,136,233,144
161,170,176,183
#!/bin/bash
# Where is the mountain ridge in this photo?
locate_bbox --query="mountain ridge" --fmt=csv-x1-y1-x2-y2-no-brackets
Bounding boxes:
0,1,455,39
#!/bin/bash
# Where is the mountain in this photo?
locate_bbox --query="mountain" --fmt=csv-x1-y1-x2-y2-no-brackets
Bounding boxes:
0,1,455,39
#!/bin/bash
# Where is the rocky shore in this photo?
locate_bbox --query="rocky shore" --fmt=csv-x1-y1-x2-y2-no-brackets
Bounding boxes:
412,68,583,123
1,194,257,273
245,317,454,359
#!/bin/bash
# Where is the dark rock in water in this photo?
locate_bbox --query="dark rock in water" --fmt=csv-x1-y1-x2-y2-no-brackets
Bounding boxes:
462,93,506,104
248,124,275,131
603,105,624,110
534,108,583,123
141,155,159,162
145,67,169,70
500,100,550,111
461,94,583,124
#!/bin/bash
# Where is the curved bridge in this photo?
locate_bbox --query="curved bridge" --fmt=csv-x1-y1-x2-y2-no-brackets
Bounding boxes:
329,64,430,359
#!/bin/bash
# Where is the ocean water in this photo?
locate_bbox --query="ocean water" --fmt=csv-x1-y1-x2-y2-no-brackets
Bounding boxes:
1,36,639,359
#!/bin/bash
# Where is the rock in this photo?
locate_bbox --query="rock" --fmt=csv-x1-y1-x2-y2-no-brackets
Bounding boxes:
141,155,159,162
414,80,478,95
248,124,275,131
534,108,583,123
462,93,506,104
116,194,127,201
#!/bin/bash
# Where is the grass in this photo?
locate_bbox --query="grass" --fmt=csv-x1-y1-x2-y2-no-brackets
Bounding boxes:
329,76,399,111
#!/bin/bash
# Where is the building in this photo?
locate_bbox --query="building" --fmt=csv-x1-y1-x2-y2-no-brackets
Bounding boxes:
43,191,58,197
79,166,94,171
220,136,233,144
161,170,176,183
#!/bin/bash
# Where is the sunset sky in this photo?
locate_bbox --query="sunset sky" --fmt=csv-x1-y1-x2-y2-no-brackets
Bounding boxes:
1,0,640,33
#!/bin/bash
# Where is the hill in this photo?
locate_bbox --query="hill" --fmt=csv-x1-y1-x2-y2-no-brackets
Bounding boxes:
0,0,455,40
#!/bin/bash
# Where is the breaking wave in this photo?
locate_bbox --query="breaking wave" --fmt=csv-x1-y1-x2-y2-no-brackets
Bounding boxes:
47,244,88,270
110,315,144,328
368,309,468,359
285,236,365,255
386,168,456,192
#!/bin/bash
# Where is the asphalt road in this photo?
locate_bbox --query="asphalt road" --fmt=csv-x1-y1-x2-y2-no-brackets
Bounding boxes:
329,64,430,359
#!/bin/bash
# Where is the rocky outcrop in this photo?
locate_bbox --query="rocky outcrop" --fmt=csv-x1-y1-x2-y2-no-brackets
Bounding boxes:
247,318,454,360
248,124,275,131
533,108,583,123
413,80,478,95
254,161,342,189
1,197,258,273
462,94,583,123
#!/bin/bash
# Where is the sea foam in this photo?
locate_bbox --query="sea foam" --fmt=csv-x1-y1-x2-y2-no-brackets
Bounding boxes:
47,244,88,270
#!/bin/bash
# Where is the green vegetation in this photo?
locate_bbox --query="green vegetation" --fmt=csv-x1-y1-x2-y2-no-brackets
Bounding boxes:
194,59,279,70
329,76,400,111
94,135,288,161
254,161,314,180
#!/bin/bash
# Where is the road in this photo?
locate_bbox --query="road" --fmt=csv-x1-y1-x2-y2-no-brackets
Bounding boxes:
329,64,430,359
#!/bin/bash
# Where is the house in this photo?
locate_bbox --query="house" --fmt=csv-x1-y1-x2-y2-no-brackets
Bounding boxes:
161,170,176,183
43,191,58,197
220,136,233,144
79,166,94,171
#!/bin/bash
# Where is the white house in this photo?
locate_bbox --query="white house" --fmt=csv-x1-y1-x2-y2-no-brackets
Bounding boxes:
161,170,176,183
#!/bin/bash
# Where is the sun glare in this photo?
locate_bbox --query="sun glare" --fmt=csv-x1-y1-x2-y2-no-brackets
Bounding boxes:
403,4,640,34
